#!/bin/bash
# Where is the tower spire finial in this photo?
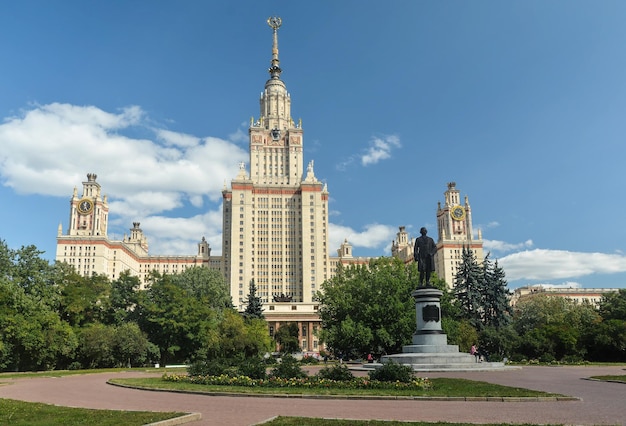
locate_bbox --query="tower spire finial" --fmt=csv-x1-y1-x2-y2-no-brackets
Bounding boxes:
267,16,282,79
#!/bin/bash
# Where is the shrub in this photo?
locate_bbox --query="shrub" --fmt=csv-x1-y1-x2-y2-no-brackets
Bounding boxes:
367,361,413,383
488,353,503,362
316,363,354,381
269,354,306,379
561,354,584,364
188,358,231,377
238,356,267,380
539,353,555,363
300,355,319,365
263,355,278,365
508,353,525,363
68,361,82,371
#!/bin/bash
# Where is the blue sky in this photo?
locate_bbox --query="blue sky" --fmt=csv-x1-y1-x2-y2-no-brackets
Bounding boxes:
1,1,626,289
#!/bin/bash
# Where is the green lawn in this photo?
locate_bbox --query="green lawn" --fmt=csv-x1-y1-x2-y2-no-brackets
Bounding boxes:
589,375,626,383
0,398,185,426
0,367,182,380
110,376,564,398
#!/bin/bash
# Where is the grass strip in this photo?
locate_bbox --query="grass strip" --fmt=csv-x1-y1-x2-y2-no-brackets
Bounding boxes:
0,398,185,426
0,367,181,380
589,375,626,383
110,376,562,398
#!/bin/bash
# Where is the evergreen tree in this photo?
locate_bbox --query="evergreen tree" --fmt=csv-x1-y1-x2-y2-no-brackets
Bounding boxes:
482,255,512,328
453,246,484,329
243,279,264,320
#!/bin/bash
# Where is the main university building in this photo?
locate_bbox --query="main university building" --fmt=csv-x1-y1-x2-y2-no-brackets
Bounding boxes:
56,18,483,352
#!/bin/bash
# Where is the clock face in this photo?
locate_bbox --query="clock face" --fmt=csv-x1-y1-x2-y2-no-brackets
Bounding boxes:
271,128,281,141
77,199,94,215
451,205,466,221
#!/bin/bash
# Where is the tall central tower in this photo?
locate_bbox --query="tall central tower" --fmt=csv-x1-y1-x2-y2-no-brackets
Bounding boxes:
222,17,329,310
434,182,483,287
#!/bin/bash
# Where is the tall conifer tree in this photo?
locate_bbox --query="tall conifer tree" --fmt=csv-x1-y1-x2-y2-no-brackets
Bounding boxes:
482,255,512,328
453,246,485,329
243,279,264,320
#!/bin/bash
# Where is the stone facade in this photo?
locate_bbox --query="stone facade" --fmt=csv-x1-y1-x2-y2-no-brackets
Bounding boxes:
510,285,617,307
55,175,218,288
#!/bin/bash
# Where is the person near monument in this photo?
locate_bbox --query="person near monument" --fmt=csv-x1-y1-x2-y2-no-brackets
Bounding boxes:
414,227,437,286
471,344,479,362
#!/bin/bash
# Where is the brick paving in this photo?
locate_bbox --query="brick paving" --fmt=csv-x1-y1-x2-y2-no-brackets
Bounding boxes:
1,365,625,425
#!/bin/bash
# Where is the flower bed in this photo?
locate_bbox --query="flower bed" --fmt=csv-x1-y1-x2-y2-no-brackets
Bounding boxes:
162,373,432,391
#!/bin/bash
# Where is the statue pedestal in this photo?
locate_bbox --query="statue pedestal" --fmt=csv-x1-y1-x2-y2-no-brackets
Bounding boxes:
374,287,509,371
407,286,459,352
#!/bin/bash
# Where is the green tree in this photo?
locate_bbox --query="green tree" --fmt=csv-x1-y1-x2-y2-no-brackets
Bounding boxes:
512,295,600,360
318,257,415,357
243,279,264,320
0,241,60,309
598,289,626,320
210,309,272,359
274,322,300,354
58,272,110,327
482,255,512,328
453,247,484,329
243,317,273,356
585,319,626,362
136,273,219,365
171,266,232,310
479,324,519,361
0,277,77,371
113,322,151,367
105,270,140,325
443,318,478,353
78,323,116,368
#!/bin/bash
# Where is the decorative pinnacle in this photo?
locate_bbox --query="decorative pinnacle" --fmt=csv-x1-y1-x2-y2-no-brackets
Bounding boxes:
267,16,282,30
267,16,282,79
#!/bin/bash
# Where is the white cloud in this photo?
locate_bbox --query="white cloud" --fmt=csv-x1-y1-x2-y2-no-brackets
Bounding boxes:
0,103,248,257
156,129,200,148
335,134,401,171
361,135,401,166
484,239,533,253
0,103,247,202
499,249,626,282
329,222,397,254
228,126,248,144
335,158,354,172
139,208,224,255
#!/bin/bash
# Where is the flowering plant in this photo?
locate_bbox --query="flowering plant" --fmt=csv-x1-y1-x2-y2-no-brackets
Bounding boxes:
162,373,432,390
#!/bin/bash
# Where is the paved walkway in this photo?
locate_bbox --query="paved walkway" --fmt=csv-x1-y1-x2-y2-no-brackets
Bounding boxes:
1,365,625,425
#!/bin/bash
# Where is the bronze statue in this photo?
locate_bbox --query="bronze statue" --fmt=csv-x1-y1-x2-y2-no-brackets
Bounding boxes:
413,227,437,286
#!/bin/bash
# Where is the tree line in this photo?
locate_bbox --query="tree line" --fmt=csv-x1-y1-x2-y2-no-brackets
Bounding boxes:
2,240,625,371
0,241,277,371
318,249,626,363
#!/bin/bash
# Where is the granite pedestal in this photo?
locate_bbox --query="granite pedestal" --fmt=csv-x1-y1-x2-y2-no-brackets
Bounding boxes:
372,287,509,371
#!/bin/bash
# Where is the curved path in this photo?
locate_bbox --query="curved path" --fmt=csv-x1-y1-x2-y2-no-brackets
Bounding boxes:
1,365,625,425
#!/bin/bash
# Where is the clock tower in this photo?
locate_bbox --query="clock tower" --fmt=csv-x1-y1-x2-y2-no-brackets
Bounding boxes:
434,182,483,288
68,173,109,237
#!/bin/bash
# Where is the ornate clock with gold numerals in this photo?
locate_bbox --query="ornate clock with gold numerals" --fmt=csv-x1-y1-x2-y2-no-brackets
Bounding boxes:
450,205,466,221
77,198,94,215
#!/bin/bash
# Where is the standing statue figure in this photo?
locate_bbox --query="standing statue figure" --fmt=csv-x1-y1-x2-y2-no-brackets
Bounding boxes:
414,227,437,286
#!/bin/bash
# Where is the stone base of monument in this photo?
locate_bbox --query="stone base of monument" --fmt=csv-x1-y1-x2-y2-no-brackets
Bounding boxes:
361,287,512,372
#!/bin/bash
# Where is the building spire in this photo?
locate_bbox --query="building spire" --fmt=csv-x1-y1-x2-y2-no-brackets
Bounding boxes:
267,16,282,80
